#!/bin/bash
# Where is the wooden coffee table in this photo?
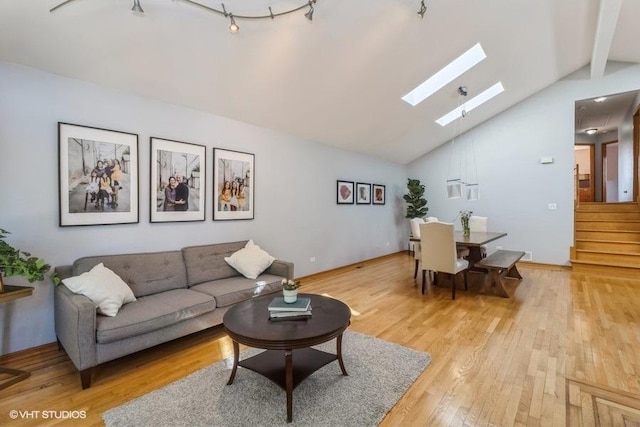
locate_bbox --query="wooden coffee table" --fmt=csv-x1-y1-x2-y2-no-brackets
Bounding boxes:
223,293,351,423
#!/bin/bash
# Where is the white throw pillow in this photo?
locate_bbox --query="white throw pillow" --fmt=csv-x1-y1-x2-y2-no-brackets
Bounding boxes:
224,240,276,279
62,263,136,317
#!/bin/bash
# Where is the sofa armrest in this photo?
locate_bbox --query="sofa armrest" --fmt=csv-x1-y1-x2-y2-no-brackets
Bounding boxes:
54,283,98,371
265,260,294,280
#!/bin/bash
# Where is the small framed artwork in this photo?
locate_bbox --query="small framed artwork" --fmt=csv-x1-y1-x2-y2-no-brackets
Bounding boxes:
336,180,354,204
213,148,254,220
58,122,139,226
356,182,371,204
372,184,386,205
150,137,206,223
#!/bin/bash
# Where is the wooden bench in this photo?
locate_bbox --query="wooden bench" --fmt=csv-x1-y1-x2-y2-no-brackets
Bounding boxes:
474,250,525,298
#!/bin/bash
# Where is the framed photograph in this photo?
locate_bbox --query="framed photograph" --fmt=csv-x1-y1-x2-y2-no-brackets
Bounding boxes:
372,184,386,205
356,182,371,204
150,137,206,223
336,180,354,204
213,148,254,220
58,122,139,226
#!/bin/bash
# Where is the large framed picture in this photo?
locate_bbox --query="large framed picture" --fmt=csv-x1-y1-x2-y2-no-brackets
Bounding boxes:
58,122,139,226
372,184,386,205
213,148,254,220
356,182,371,204
150,137,206,223
336,180,354,204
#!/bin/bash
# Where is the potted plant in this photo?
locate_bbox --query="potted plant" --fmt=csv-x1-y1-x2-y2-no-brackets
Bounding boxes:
0,229,53,293
403,178,428,219
281,279,301,303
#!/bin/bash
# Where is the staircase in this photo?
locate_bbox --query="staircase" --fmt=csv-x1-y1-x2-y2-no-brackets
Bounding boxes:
571,202,640,276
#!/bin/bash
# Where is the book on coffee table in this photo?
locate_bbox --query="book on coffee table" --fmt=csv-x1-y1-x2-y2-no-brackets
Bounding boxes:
269,310,312,321
268,297,311,312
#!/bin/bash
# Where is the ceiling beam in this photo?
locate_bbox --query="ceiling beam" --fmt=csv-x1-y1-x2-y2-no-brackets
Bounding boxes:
590,0,623,79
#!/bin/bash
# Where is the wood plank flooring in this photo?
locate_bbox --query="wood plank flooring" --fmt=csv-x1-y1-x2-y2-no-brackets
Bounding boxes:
1,252,639,426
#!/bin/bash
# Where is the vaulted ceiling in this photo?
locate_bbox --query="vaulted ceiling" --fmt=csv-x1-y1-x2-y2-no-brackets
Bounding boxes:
1,0,638,164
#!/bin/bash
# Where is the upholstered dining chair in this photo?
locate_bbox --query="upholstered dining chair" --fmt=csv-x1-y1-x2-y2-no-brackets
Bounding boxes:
419,221,469,299
411,217,438,279
469,215,488,257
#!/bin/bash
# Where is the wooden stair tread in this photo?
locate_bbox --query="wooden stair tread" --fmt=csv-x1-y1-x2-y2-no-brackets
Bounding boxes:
575,248,640,256
575,229,640,233
570,258,640,269
575,219,640,223
576,238,640,244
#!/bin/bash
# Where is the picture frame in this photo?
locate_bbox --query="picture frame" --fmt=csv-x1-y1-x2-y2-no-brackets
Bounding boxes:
336,180,354,204
372,184,386,205
150,137,206,223
356,182,372,204
213,148,254,220
58,122,139,226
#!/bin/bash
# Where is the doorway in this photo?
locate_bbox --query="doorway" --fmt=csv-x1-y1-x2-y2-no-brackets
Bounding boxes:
602,141,618,202
575,144,595,202
575,91,640,203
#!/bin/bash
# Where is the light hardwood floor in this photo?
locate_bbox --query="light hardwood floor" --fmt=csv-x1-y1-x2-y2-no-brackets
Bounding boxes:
1,252,639,426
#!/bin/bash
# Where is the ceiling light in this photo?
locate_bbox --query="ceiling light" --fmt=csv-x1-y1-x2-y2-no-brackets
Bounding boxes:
585,128,598,135
417,0,427,18
131,0,144,13
228,14,239,33
304,1,314,20
594,97,607,103
402,43,486,107
436,82,505,126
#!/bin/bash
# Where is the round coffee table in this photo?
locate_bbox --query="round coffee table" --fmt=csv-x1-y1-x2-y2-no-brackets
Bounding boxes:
223,293,351,423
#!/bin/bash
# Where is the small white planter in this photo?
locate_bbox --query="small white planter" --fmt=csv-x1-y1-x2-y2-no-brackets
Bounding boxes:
282,289,298,303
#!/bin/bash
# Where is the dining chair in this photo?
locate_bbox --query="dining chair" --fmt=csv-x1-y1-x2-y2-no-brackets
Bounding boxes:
469,215,488,257
411,217,438,279
419,221,469,299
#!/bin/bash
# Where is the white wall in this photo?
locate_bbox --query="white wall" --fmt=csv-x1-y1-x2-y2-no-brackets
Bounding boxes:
618,91,640,201
0,61,407,354
408,62,640,266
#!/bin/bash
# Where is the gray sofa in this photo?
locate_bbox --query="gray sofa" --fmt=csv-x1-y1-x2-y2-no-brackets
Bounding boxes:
54,240,293,389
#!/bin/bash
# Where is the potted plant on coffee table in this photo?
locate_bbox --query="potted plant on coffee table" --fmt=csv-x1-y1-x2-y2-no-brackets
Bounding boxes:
0,229,54,294
281,279,301,303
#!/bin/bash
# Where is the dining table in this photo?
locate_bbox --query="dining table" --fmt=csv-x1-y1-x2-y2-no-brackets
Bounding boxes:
454,231,507,268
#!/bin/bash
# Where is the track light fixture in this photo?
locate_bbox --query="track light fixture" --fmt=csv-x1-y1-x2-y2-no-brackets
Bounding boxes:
131,0,144,14
304,1,314,21
228,14,239,33
417,0,427,18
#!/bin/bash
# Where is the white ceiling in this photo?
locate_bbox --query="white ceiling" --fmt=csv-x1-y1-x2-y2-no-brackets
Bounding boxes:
1,0,639,164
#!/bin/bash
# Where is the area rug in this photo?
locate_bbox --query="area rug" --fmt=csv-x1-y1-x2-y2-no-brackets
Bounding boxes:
103,330,431,427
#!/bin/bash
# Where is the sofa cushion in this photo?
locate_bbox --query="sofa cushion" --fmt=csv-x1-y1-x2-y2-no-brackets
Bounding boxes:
224,240,276,279
62,263,136,317
72,251,187,298
95,289,216,344
190,274,282,307
182,241,248,286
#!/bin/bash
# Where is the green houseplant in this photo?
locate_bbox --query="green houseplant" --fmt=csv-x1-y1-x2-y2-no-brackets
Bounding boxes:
0,229,53,293
403,178,428,219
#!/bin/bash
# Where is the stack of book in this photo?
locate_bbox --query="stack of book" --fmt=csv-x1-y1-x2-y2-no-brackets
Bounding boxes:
268,297,312,320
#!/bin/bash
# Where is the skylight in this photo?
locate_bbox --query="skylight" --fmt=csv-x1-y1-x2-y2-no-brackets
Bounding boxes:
401,43,487,107
435,82,505,126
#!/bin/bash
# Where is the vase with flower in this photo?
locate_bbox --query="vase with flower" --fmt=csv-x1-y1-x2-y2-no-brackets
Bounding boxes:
281,279,301,303
459,210,473,238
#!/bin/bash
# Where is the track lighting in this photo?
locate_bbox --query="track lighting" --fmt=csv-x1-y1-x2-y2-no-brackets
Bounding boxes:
417,0,427,18
131,0,144,14
51,1,423,32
